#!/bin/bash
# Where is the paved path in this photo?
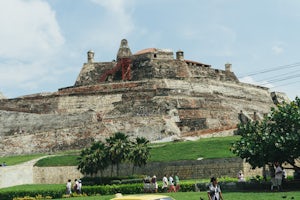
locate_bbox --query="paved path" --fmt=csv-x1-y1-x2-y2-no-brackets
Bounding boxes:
14,155,51,166
0,156,50,188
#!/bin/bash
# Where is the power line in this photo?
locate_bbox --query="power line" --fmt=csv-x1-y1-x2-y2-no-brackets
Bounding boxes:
270,79,300,89
256,69,300,82
238,62,300,78
260,73,300,85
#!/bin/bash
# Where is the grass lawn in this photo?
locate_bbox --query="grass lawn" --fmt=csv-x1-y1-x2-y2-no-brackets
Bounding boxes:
1,183,299,200
51,191,300,200
149,136,239,162
34,155,80,167
33,136,240,167
0,153,45,166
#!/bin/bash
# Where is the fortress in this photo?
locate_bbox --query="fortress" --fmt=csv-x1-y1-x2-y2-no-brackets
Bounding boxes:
0,39,289,156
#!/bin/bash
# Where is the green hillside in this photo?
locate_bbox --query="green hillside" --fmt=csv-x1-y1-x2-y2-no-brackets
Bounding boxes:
34,135,239,167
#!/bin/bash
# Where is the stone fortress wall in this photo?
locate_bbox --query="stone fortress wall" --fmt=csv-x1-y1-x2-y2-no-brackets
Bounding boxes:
0,39,289,156
1,156,295,188
0,158,256,188
1,157,294,189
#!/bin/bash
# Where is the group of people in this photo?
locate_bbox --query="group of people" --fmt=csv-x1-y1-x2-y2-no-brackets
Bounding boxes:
162,173,180,193
143,173,224,200
66,178,82,195
206,163,286,200
207,170,250,200
143,175,158,193
65,163,286,200
143,173,181,193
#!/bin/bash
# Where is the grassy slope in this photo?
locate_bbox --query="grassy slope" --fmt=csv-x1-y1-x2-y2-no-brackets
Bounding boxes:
0,136,240,167
34,135,240,166
0,154,45,166
149,136,239,162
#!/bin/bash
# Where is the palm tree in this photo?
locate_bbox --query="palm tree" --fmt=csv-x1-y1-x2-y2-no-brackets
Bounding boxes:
77,141,109,176
129,136,150,174
105,132,130,176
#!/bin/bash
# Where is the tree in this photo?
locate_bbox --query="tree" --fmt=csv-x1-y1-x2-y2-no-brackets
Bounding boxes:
77,132,151,177
128,136,150,174
77,141,109,176
231,97,300,171
105,132,130,176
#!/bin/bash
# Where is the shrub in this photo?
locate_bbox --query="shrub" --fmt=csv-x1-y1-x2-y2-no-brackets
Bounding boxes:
81,175,144,186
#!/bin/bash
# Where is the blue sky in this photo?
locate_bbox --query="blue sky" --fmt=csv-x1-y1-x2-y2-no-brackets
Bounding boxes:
0,0,299,100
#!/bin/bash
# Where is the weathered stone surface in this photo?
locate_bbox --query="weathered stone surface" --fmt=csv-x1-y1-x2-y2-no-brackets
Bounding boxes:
0,39,289,156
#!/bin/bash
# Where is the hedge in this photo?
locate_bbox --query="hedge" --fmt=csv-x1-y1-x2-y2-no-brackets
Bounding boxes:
2,180,300,199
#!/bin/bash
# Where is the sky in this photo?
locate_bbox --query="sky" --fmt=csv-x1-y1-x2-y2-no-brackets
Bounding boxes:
0,0,299,100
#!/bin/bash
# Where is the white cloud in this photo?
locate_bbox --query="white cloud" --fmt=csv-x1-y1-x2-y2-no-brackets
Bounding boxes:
272,45,284,55
0,0,64,61
0,0,66,98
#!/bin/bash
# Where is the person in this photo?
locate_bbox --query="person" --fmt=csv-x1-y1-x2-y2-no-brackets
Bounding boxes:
143,176,151,193
151,175,158,193
282,168,287,184
274,161,283,191
162,174,168,192
269,164,276,191
66,179,72,195
237,170,245,182
78,179,82,194
73,179,79,194
168,174,176,192
174,172,180,192
207,177,224,200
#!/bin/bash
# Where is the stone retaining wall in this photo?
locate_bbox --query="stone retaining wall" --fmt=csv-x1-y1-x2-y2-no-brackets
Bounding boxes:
1,158,254,188
1,158,295,188
0,165,34,188
33,166,83,184
97,158,254,180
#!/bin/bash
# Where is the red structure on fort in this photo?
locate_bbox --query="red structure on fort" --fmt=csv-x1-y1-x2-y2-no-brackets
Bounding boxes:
99,57,131,82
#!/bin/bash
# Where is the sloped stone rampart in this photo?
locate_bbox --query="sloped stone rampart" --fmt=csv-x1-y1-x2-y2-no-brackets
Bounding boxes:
0,39,287,156
0,78,277,156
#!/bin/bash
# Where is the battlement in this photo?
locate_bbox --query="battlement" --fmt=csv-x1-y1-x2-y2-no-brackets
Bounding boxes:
75,39,238,87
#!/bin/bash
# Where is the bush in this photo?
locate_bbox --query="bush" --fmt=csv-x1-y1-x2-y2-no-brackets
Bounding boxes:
81,175,144,186
7,179,300,199
0,189,65,200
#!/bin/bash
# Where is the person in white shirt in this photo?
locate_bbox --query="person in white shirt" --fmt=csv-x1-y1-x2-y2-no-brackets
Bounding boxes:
66,179,72,195
78,179,82,194
237,170,245,182
207,177,224,200
274,162,283,191
168,175,176,192
162,174,168,192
